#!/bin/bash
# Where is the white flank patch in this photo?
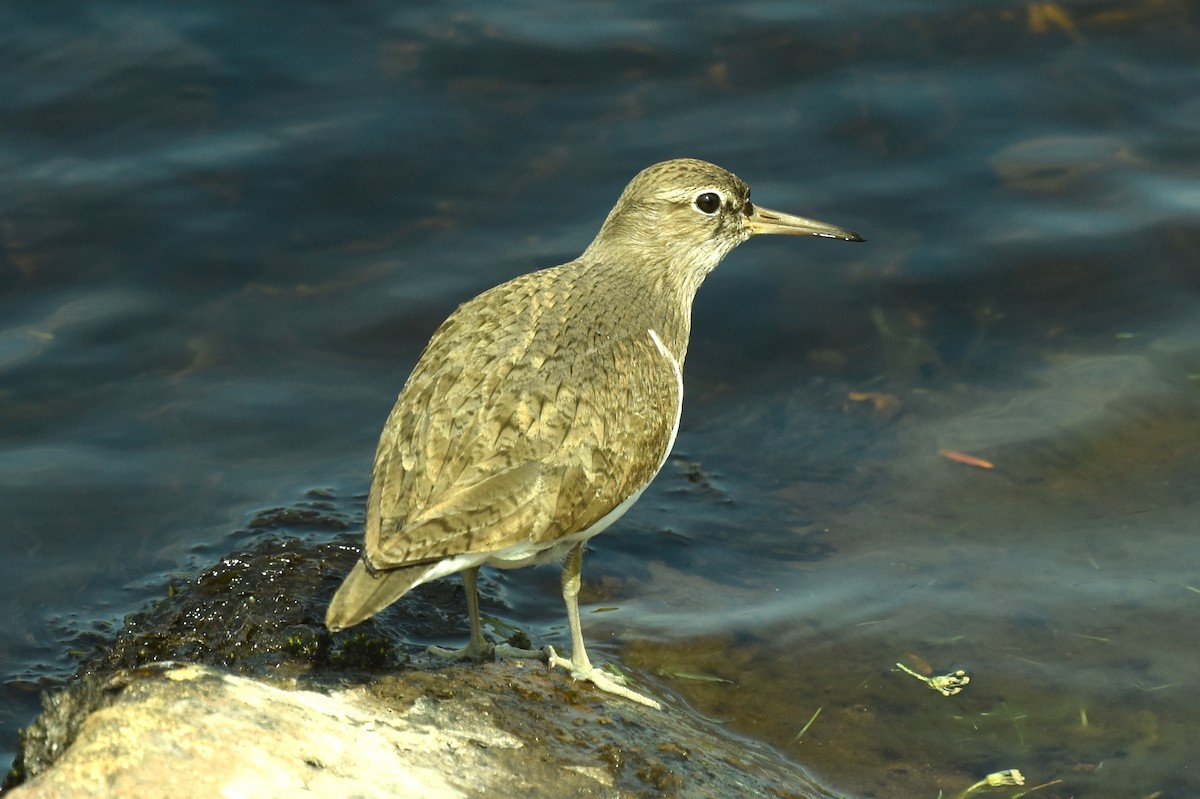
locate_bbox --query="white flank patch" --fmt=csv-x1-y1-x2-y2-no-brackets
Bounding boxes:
647,328,684,471
409,554,491,587
483,483,649,570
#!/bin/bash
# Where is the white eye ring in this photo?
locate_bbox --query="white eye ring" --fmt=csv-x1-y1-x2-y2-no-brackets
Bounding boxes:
693,191,722,215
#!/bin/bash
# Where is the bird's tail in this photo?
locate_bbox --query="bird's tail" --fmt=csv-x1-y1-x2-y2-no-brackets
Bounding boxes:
324,559,431,631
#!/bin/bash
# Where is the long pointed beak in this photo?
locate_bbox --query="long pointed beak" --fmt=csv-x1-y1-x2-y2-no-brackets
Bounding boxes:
745,204,864,242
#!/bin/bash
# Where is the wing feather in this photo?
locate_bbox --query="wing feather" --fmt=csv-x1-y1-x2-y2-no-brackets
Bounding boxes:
363,269,678,569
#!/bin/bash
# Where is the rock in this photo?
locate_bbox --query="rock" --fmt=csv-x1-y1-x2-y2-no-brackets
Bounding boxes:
3,506,835,798
8,660,831,798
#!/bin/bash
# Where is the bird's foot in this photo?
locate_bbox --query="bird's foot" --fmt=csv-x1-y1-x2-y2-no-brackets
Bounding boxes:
428,637,544,662
494,642,546,659
427,638,493,662
545,645,662,710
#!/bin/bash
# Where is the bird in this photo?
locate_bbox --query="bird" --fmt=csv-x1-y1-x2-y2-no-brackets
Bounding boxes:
325,158,863,709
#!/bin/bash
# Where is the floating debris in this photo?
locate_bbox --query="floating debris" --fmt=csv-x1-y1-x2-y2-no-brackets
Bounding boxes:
938,449,995,469
961,768,1025,796
792,706,823,744
846,390,902,417
657,669,735,685
895,662,970,696
1027,2,1076,36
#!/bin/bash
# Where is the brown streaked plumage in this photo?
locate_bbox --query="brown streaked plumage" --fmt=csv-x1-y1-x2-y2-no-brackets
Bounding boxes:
325,158,863,708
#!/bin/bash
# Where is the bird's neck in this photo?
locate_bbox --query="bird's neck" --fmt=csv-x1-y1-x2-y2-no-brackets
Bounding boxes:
575,248,704,365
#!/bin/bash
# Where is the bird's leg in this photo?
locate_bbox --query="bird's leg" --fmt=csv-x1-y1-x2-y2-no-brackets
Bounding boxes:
546,542,662,710
428,566,541,661
428,566,492,661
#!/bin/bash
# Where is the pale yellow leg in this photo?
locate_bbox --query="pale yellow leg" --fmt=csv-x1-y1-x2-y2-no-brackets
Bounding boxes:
546,543,661,709
428,566,541,661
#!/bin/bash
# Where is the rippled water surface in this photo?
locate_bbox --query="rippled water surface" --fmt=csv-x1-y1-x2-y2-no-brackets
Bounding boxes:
3,2,1199,796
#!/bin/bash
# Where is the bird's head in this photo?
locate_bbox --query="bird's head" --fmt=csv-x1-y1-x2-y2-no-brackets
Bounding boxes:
585,158,863,280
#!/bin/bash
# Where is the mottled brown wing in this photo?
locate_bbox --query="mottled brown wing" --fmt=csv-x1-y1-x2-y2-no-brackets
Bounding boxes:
363,269,678,568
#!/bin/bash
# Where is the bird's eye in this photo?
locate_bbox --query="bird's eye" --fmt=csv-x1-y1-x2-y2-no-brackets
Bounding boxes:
693,191,721,215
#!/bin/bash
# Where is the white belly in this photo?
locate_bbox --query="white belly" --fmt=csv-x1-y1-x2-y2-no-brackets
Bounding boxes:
485,482,650,569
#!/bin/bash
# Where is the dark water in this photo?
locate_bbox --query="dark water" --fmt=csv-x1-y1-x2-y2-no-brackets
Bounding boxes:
3,2,1199,796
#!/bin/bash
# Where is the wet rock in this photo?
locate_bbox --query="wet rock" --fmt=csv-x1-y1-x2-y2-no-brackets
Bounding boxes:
3,523,834,798
6,660,831,799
